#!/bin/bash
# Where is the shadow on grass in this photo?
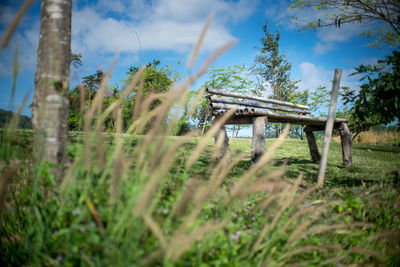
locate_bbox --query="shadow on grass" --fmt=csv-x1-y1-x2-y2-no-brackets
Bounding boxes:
353,145,400,154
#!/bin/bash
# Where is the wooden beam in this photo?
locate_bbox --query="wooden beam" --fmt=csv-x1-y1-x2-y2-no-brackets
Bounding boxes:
208,95,311,114
252,116,266,164
318,69,342,186
338,122,352,167
304,126,321,163
206,88,310,110
211,103,348,126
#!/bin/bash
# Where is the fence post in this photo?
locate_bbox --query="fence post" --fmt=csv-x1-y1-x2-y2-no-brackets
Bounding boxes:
317,68,342,186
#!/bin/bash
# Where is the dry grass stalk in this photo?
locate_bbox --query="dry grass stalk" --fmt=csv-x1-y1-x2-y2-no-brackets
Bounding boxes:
79,83,86,112
349,247,385,262
256,193,279,210
134,130,199,216
83,56,117,171
187,88,205,117
230,125,290,200
0,163,16,221
305,222,373,237
141,249,164,266
185,108,236,169
172,176,203,218
1,0,34,49
252,174,303,250
132,75,145,121
166,222,227,261
279,203,330,234
367,230,400,242
236,166,287,198
288,210,325,244
148,87,191,170
187,13,214,69
282,244,342,261
270,174,303,230
143,214,168,249
291,185,320,207
110,108,125,201
195,41,237,79
99,67,145,125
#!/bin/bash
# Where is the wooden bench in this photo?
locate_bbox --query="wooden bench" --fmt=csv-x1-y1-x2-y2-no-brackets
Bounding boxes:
206,88,352,167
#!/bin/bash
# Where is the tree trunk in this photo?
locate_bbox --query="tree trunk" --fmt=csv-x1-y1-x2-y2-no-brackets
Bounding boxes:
252,116,267,164
32,0,71,182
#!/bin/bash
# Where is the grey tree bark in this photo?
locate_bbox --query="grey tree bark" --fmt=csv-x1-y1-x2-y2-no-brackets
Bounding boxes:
32,0,71,181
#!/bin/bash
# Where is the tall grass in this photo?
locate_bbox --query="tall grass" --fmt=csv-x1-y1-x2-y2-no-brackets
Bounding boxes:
0,16,390,267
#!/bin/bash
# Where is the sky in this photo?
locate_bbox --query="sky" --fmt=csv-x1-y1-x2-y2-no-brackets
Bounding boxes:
0,0,391,118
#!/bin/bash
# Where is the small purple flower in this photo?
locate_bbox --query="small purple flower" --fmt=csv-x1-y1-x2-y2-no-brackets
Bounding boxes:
56,255,63,262
72,209,82,216
237,217,243,222
230,233,239,241
251,216,256,221
53,231,58,236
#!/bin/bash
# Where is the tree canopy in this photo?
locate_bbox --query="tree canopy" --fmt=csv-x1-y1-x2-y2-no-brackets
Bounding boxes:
290,0,400,48
342,50,400,135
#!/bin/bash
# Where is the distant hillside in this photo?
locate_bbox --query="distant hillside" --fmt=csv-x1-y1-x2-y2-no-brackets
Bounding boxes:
0,109,32,129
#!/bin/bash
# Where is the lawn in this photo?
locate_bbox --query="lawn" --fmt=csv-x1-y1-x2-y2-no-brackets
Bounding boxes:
1,129,400,266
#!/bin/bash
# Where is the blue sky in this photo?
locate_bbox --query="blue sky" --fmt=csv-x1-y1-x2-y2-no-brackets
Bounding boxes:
0,0,391,117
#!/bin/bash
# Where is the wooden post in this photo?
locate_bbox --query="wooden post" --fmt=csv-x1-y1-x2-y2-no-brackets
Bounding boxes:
338,122,352,167
214,123,230,162
252,116,267,164
304,126,321,163
318,69,342,186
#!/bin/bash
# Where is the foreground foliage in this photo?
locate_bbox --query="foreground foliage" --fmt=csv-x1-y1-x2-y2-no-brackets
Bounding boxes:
1,93,400,265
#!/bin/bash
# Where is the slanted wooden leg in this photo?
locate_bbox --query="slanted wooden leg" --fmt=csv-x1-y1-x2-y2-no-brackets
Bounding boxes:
214,123,230,162
304,126,321,163
252,116,266,164
338,122,352,167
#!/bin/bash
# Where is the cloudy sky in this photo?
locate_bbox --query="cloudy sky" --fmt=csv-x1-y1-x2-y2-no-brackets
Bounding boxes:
0,0,390,116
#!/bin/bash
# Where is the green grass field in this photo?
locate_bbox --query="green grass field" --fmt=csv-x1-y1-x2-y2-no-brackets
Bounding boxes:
1,129,400,266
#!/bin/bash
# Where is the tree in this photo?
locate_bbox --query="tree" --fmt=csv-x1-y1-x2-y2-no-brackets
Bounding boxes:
67,61,176,132
252,22,300,136
290,0,400,48
190,65,253,135
32,0,71,180
342,50,400,137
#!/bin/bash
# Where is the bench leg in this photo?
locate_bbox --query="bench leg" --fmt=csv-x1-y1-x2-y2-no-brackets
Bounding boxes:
304,126,321,163
252,116,267,164
339,122,352,167
214,123,230,163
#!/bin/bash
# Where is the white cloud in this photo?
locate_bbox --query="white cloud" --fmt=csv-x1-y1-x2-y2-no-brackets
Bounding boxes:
298,62,360,93
313,42,335,55
71,0,257,60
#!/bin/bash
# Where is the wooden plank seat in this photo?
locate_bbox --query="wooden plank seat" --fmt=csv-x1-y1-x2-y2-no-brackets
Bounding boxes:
206,88,352,167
